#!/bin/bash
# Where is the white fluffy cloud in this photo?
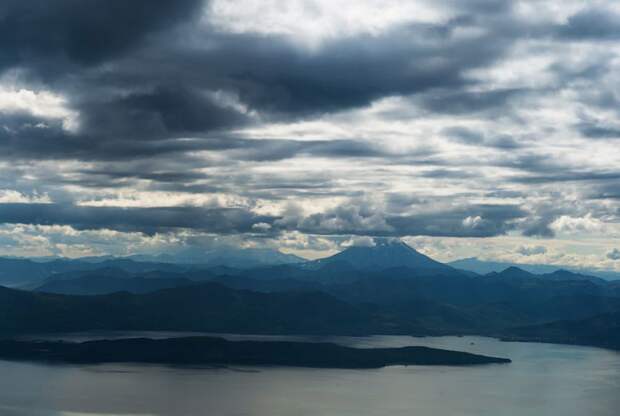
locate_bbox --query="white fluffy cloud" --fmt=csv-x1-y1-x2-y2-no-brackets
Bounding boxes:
206,0,447,47
0,86,79,131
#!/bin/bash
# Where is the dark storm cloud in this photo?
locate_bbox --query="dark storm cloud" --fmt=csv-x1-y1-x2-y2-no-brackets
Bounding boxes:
212,25,502,117
419,169,477,179
0,1,614,163
418,88,524,116
586,183,620,200
386,206,524,238
496,153,561,174
522,217,556,238
0,114,87,159
385,193,426,211
72,167,360,200
218,138,393,162
576,121,620,139
0,110,393,163
447,0,514,15
284,203,526,238
492,153,615,185
443,127,485,145
0,200,527,239
77,86,251,139
74,168,209,185
0,112,216,161
0,0,204,70
0,203,275,235
443,127,523,149
557,8,620,40
73,18,509,151
0,2,517,164
511,171,620,185
0,95,249,163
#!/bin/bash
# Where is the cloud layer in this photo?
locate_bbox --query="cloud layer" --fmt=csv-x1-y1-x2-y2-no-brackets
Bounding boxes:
0,0,619,267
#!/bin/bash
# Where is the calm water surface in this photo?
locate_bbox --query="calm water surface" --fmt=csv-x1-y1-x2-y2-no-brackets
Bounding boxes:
0,333,618,416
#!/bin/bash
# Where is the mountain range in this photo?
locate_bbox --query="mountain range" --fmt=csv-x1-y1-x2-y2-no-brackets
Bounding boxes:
0,240,618,350
0,247,303,288
127,246,305,267
450,257,620,281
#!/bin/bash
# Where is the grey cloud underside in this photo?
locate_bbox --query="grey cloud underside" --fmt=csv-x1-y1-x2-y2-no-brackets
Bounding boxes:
0,202,526,238
556,8,620,40
590,183,620,201
416,88,526,117
443,126,524,149
0,112,401,162
490,153,620,192
0,1,518,163
576,121,620,139
521,218,556,238
510,171,620,185
0,0,204,70
0,203,274,235
279,203,527,238
0,1,612,163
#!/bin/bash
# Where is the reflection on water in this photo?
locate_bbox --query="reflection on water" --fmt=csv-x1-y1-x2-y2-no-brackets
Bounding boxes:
0,333,619,416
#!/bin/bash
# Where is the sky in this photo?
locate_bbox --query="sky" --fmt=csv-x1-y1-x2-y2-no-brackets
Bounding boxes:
0,0,619,270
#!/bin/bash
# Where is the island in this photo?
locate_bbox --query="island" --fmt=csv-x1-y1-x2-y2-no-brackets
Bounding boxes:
0,336,511,368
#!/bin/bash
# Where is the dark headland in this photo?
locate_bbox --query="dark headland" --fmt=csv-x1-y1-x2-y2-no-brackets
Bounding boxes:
0,336,511,368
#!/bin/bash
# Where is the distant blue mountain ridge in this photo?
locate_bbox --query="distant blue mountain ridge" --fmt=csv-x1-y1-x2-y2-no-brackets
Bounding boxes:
449,257,620,281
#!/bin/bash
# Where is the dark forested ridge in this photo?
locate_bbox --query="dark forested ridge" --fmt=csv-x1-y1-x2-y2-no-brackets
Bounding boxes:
0,336,511,368
34,274,195,295
502,312,620,350
0,283,422,335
